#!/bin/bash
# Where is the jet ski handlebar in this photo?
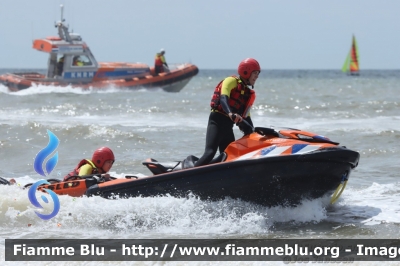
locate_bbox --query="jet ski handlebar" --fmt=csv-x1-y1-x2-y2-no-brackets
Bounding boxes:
236,119,255,136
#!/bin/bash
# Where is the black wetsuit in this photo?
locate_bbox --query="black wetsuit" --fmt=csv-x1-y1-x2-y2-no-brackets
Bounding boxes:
194,95,253,167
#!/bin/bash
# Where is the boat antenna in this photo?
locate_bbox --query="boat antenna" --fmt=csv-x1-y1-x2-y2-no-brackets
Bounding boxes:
55,4,72,42
60,4,64,21
31,22,34,44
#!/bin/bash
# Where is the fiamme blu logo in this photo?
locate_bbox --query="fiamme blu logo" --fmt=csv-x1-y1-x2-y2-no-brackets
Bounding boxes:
28,130,61,220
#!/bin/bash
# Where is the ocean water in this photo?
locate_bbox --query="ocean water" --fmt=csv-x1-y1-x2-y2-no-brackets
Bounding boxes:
0,69,399,265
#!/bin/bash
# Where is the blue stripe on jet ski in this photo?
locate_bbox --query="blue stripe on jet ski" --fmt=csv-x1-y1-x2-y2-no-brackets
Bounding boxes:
313,135,332,142
291,144,308,154
261,146,276,155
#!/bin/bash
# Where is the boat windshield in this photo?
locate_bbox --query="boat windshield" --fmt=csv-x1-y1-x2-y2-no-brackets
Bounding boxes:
72,55,93,67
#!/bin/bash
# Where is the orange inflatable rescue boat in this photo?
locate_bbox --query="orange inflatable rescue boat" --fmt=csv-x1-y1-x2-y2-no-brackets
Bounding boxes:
0,5,198,92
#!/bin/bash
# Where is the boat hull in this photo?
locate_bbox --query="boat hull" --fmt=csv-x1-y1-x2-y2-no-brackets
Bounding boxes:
0,64,199,93
86,147,359,207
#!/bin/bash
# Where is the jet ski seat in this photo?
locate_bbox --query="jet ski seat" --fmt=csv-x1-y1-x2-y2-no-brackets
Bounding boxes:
142,158,181,175
142,152,228,175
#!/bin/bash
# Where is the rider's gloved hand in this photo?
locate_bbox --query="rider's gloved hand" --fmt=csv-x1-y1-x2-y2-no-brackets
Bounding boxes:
237,120,254,136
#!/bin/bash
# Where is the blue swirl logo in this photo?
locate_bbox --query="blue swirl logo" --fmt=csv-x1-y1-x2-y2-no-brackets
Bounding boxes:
34,130,59,176
30,130,61,220
28,180,60,220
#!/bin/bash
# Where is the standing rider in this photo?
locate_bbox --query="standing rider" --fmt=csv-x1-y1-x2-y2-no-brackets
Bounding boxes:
194,58,261,167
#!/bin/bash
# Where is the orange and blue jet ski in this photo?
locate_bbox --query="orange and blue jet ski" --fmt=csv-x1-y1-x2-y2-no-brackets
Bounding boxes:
84,125,360,207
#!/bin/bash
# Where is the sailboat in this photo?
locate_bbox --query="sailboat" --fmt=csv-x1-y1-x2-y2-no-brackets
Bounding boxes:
342,35,359,75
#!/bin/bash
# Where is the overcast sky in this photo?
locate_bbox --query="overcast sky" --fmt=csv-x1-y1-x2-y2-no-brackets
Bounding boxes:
1,0,399,70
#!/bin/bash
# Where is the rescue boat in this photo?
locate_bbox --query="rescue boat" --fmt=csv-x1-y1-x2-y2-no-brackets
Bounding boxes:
0,6,198,93
5,125,359,207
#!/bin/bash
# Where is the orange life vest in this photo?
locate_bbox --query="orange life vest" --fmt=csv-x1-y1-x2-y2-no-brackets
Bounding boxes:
210,75,255,118
155,54,163,66
63,159,99,181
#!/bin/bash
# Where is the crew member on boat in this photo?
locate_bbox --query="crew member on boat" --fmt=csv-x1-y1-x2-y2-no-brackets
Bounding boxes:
73,56,83,66
194,58,260,167
56,56,65,76
63,147,115,181
154,49,168,74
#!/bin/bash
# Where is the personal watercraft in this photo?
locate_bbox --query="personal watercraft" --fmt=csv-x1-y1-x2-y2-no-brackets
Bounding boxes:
2,125,359,207
85,126,359,206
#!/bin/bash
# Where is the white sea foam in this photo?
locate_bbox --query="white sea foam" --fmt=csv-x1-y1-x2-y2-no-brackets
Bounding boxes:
6,176,399,237
329,182,400,226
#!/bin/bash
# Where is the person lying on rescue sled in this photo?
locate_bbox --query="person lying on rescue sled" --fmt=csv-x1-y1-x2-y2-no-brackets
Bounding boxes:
194,58,260,167
0,176,16,185
63,147,115,181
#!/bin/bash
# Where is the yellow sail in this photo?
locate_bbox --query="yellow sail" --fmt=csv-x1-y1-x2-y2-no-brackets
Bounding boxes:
341,53,350,72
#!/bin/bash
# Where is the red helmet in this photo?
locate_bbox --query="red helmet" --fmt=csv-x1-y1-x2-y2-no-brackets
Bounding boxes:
238,58,261,79
92,147,115,169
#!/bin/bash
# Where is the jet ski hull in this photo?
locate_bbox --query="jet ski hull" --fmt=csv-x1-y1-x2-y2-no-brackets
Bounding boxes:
86,147,359,207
